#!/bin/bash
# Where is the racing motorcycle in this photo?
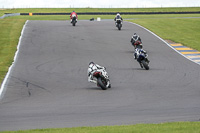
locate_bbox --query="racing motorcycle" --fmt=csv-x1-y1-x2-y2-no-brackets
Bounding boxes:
92,70,111,90
71,16,77,26
115,16,122,30
116,19,122,30
135,48,150,70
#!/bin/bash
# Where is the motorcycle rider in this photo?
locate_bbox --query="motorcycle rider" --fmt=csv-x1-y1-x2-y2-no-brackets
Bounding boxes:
70,11,78,23
134,48,150,68
131,33,143,49
114,13,123,26
87,62,110,88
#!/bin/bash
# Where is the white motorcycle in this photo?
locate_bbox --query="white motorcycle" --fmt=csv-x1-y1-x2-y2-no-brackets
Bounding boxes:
92,69,111,90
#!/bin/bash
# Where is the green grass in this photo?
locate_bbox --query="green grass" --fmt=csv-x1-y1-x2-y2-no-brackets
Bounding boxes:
5,13,200,20
0,19,26,84
128,16,200,51
0,122,200,133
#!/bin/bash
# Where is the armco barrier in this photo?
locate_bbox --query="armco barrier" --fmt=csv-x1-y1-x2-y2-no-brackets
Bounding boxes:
0,13,20,19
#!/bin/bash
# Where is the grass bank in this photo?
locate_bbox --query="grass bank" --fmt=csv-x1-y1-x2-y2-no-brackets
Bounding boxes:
127,16,200,51
0,19,26,84
1,7,200,13
0,122,200,133
1,7,200,17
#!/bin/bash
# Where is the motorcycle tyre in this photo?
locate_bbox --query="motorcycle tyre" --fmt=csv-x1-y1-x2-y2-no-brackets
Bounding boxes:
72,22,76,26
97,77,107,90
141,60,149,70
118,24,121,30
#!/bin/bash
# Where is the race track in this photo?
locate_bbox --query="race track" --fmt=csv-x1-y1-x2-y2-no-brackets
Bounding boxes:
0,20,200,131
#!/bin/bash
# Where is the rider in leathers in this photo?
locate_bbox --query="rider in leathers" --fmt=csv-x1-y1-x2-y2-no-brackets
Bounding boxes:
87,62,110,88
114,13,123,26
70,11,78,23
131,33,143,48
134,48,150,68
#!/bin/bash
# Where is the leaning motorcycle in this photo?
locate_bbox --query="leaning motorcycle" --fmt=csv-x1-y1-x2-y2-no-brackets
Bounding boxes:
71,16,77,26
135,48,150,70
116,19,122,30
92,70,111,90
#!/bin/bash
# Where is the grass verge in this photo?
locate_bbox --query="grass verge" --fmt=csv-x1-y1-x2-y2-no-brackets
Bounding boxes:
127,16,200,51
0,122,200,133
1,7,200,18
0,19,26,85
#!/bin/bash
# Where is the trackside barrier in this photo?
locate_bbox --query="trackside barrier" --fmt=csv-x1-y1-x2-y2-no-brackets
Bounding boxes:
0,13,20,19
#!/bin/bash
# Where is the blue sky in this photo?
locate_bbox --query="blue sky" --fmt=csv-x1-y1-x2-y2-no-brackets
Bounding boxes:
1,0,200,8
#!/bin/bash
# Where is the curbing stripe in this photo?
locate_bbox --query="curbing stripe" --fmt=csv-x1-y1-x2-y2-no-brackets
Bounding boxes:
181,52,200,54
169,43,200,65
179,50,198,52
187,55,200,58
170,43,182,46
173,46,187,48
175,47,194,50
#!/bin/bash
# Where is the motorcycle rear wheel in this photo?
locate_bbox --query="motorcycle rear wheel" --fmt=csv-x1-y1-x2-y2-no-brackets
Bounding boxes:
118,24,121,30
141,60,149,70
73,22,76,26
97,77,107,90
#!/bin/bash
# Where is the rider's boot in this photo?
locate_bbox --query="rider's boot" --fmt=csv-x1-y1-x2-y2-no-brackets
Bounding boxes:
106,80,111,88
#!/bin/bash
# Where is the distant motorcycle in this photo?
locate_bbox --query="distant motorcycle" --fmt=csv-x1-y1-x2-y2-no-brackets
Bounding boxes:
92,69,111,90
115,15,123,30
135,48,150,70
71,16,77,26
116,19,122,30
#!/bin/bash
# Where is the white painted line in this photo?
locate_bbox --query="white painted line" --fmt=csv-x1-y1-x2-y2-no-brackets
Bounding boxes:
0,20,29,99
127,21,200,66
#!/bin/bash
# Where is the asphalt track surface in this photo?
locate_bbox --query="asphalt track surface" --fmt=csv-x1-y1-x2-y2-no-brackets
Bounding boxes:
0,20,200,131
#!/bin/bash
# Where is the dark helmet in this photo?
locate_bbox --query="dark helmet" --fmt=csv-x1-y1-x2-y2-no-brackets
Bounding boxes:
89,61,94,65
